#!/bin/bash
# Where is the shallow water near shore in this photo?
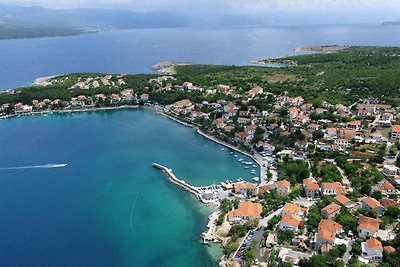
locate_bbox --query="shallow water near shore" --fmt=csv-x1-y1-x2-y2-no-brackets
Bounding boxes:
0,109,257,266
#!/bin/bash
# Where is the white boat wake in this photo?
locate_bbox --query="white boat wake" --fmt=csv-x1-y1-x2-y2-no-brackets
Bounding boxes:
130,191,140,233
0,163,67,170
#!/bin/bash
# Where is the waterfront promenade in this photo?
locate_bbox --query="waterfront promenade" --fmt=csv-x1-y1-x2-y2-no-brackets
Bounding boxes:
162,113,267,185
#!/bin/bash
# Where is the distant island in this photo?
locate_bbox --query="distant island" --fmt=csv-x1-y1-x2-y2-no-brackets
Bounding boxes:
382,21,400,26
0,26,94,40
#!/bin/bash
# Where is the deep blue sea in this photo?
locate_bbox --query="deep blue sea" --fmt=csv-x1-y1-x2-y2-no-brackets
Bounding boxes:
0,109,259,266
0,24,400,90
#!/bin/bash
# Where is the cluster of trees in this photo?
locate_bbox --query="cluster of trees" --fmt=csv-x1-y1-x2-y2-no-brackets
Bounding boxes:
277,157,310,185
319,163,342,182
216,198,237,226
306,197,333,231
335,156,386,195
228,220,258,242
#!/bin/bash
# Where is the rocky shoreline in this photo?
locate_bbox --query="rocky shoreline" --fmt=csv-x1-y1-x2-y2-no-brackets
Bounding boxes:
152,61,190,75
250,45,349,67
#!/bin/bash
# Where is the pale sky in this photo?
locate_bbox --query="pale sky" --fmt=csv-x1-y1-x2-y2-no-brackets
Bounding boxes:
2,0,400,12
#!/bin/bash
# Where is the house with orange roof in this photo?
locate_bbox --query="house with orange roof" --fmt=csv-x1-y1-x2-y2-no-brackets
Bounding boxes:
216,122,226,129
321,182,347,196
245,124,257,135
361,238,383,261
303,179,320,198
307,123,319,132
321,203,341,219
217,84,230,94
237,117,251,125
289,96,304,106
223,125,235,132
334,195,353,207
257,185,271,195
256,141,275,154
247,86,263,98
272,180,291,196
338,129,361,139
288,107,299,119
316,228,335,251
346,121,361,131
228,202,262,223
383,246,396,254
335,138,350,148
281,203,306,218
236,132,253,143
278,214,302,231
293,114,309,124
318,219,343,236
315,219,343,251
371,181,397,196
381,113,393,122
232,182,258,195
357,216,379,238
391,125,400,140
362,197,385,216
357,109,371,117
140,93,149,101
301,103,313,111
380,198,398,208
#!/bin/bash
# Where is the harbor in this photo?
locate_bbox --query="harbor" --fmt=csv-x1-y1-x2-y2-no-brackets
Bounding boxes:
152,163,229,205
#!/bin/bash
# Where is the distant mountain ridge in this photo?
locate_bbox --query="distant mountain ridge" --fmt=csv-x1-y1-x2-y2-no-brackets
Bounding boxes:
0,5,188,30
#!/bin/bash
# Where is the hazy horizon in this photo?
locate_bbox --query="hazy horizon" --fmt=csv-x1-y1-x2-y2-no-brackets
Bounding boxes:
0,0,399,24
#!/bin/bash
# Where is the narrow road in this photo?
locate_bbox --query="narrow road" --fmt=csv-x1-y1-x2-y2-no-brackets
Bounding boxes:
343,240,353,264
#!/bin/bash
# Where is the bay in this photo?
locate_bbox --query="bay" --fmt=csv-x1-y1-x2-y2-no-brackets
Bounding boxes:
0,109,258,266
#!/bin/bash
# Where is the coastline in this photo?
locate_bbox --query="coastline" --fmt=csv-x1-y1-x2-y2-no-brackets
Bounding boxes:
0,105,140,121
161,113,261,168
0,104,258,266
293,45,350,53
33,75,63,86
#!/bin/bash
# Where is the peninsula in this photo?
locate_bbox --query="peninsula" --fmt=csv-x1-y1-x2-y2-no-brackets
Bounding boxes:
1,46,400,267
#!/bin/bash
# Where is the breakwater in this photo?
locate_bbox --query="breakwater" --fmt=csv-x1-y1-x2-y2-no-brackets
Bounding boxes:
152,163,201,199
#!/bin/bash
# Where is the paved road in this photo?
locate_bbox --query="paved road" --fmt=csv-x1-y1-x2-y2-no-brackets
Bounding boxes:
258,208,283,228
343,239,353,263
253,228,266,261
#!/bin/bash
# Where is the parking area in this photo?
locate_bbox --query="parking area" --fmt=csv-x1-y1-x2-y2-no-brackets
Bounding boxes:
234,229,255,260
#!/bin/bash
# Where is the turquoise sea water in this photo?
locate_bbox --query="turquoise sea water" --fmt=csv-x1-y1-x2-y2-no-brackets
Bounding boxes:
0,109,258,266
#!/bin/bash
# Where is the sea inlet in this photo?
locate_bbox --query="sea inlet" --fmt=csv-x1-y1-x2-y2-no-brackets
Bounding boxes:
0,108,259,266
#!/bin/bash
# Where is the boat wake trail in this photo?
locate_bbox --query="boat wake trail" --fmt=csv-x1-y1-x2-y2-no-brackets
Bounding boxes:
130,191,140,233
0,163,68,170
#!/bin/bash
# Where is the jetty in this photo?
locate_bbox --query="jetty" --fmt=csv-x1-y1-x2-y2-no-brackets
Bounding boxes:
152,163,225,204
152,163,202,198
